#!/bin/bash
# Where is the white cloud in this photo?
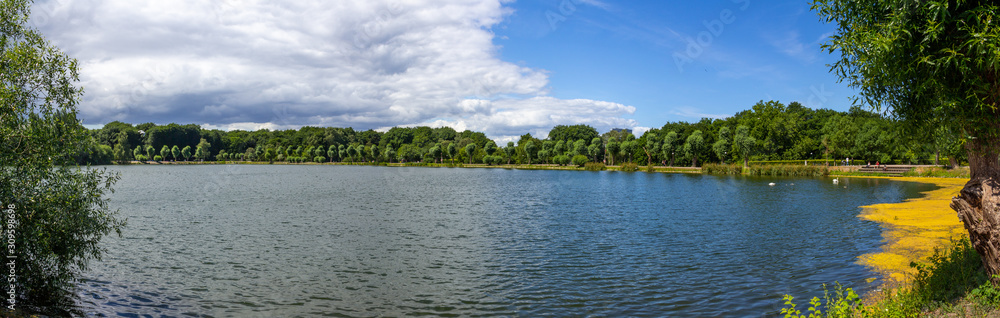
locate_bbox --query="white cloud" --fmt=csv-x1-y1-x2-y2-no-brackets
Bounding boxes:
668,107,729,120
31,0,636,140
632,126,651,137
765,30,817,63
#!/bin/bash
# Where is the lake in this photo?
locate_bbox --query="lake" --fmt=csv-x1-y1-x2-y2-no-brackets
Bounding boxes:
77,165,935,317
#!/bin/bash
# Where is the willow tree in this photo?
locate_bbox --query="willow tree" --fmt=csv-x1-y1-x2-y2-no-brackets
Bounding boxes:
813,0,1000,280
2,0,124,313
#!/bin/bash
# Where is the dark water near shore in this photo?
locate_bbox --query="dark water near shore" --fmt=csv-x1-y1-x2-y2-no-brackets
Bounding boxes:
78,165,934,317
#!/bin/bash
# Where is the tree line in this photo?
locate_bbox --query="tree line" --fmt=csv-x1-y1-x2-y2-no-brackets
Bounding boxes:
75,100,968,168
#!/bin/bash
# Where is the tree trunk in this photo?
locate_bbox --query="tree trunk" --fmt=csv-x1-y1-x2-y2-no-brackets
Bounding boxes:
692,156,698,168
951,136,1000,284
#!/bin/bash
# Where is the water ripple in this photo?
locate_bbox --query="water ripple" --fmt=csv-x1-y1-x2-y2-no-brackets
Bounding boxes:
78,165,934,317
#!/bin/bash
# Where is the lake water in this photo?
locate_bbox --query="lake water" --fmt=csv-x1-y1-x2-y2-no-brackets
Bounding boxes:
77,165,935,317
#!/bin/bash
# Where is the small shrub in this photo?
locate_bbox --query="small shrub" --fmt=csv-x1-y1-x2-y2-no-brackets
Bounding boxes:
553,155,570,166
702,163,743,175
153,155,162,162
744,164,827,177
584,162,606,171
314,156,326,163
620,162,639,172
572,155,589,167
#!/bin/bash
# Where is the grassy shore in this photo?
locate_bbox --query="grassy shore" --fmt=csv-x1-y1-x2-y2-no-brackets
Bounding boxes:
782,176,1000,317
121,160,706,173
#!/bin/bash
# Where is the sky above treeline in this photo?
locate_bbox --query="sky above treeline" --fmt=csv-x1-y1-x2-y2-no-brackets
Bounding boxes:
33,0,853,142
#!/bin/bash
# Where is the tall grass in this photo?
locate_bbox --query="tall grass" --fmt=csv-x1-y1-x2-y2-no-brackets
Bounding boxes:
702,164,828,176
902,166,970,178
702,163,742,175
781,238,995,318
619,162,639,172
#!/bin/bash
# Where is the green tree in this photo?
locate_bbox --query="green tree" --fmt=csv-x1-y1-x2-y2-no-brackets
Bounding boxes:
524,141,537,165
384,147,396,163
354,144,365,162
662,131,678,166
144,145,155,159
639,132,655,165
589,137,603,163
430,145,442,163
684,130,705,167
112,131,131,163
132,145,142,161
483,141,497,157
713,126,731,164
446,143,457,163
171,145,180,162
621,140,636,163
553,140,566,156
1,1,125,311
182,145,192,161
573,139,587,157
464,143,477,164
572,154,590,167
505,141,515,164
160,145,170,161
606,140,620,166
244,147,256,161
814,0,1000,279
547,124,599,143
734,125,756,167
368,144,379,162
195,138,211,161
327,147,337,162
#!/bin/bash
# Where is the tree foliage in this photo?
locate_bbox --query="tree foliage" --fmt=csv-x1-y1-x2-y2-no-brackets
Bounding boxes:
1,1,124,313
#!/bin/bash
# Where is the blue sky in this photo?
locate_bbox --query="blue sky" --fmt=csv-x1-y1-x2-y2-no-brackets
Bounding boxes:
35,0,852,142
495,0,851,131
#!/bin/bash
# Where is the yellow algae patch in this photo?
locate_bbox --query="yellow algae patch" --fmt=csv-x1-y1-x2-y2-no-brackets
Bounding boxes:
857,177,968,285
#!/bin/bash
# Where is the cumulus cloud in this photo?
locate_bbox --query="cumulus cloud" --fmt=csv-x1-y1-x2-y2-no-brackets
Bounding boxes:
30,0,637,141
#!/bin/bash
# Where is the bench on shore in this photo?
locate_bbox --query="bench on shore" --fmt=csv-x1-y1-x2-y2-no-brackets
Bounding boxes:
855,165,915,175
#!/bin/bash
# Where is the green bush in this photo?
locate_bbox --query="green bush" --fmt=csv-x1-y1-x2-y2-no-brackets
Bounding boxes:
153,155,162,162
702,163,743,175
314,156,326,163
782,238,987,318
572,155,589,167
553,155,570,166
750,159,838,166
584,162,606,171
620,162,639,172
744,164,828,177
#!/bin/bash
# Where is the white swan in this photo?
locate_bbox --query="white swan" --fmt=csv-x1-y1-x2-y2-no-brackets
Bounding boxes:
768,182,776,186
833,178,839,184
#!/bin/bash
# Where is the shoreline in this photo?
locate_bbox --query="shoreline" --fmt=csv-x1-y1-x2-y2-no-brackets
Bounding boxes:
853,176,968,284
